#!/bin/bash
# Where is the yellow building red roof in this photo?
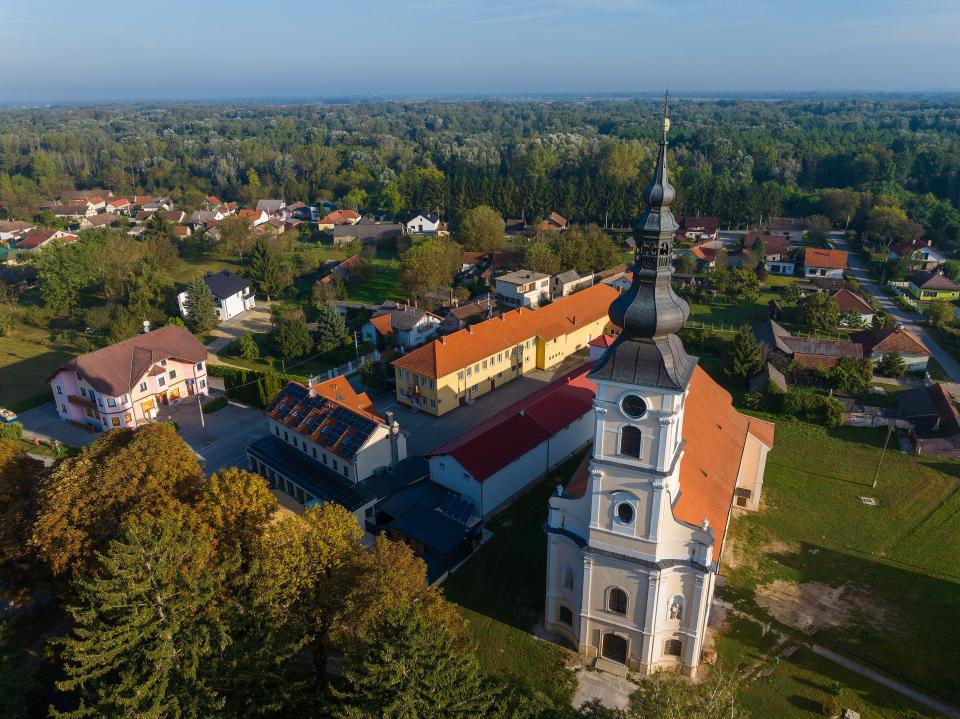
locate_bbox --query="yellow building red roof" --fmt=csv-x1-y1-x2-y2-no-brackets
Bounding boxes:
392,283,619,379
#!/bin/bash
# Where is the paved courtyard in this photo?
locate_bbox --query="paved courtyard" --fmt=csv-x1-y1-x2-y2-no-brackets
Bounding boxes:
18,402,98,447
205,305,274,354
366,351,592,456
164,393,268,473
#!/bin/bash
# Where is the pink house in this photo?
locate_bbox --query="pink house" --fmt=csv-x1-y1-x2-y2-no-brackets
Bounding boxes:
48,325,208,431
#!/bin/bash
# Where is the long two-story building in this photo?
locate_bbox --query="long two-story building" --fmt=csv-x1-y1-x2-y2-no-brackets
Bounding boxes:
48,325,208,431
391,283,619,416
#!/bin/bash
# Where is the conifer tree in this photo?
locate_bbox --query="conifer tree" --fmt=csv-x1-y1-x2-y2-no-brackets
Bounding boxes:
248,238,287,301
330,602,497,719
236,331,260,360
55,512,236,719
314,302,347,353
183,276,218,331
725,324,764,384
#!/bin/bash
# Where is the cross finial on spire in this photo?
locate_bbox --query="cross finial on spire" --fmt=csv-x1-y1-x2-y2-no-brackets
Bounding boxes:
661,90,670,140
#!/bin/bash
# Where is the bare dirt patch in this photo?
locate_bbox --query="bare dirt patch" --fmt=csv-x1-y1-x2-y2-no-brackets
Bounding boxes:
755,580,888,634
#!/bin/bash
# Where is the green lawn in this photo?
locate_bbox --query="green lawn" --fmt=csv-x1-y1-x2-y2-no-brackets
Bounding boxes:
722,419,960,705
716,616,934,718
442,450,588,709
0,324,74,410
293,245,402,305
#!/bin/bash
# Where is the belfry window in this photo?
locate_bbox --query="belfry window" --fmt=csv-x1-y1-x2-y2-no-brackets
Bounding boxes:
619,426,642,458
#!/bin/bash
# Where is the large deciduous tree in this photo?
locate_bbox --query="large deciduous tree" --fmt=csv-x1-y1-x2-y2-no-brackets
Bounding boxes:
522,241,561,275
31,424,205,579
458,205,505,251
399,238,462,299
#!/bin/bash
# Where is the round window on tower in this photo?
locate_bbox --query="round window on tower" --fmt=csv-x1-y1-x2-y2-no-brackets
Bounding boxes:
620,394,647,419
615,502,635,525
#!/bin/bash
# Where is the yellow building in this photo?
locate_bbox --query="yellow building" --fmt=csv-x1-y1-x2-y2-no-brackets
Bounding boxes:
392,283,619,415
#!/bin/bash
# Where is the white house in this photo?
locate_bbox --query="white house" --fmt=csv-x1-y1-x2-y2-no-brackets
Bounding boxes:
768,217,807,244
832,289,875,326
427,364,596,517
551,270,594,299
406,212,441,235
803,247,847,279
247,378,407,523
177,270,255,323
361,307,442,349
495,269,551,308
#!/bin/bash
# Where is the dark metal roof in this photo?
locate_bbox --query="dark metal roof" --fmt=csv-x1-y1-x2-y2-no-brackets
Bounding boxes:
204,270,250,299
590,334,697,391
247,435,372,511
387,503,474,558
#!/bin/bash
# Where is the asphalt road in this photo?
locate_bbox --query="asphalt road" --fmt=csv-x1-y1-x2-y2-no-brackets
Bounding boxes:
837,238,960,381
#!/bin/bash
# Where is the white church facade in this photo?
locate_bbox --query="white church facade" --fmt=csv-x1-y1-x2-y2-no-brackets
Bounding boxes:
544,101,774,677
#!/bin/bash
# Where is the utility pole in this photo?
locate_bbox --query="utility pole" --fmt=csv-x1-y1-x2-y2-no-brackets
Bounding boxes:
871,419,895,489
354,330,361,364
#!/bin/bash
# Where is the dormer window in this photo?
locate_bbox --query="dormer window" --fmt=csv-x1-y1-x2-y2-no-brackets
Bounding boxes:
160,359,167,367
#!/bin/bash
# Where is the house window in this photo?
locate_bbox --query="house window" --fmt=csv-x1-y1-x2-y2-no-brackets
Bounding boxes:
342,466,348,477
619,426,642,458
56,385,62,395
608,587,628,615
558,606,574,627
96,396,103,407
274,425,279,436
466,366,472,377
107,397,116,407
158,377,165,387
283,431,289,442
200,379,206,388
332,459,338,471
160,359,167,366
111,417,120,427
322,454,328,465
124,413,132,423
196,362,203,370
139,382,148,391
60,404,66,413
80,387,87,397
471,384,478,392
169,370,177,379
312,447,317,458
458,371,464,381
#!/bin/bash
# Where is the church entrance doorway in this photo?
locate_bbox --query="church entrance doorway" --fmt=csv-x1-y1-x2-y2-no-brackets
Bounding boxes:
601,633,628,664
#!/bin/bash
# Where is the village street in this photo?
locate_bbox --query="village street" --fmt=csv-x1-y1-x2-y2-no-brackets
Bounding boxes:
833,236,960,381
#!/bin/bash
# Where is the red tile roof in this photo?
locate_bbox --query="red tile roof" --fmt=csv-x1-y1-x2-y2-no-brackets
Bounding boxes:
674,366,774,554
832,289,874,315
589,334,616,349
853,327,930,356
321,209,361,225
311,374,376,415
427,363,597,481
393,282,619,379
368,313,395,336
237,209,262,222
804,247,847,270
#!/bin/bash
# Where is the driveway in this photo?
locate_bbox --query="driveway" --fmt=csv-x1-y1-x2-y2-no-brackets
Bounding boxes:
18,402,98,447
838,238,960,381
163,393,269,474
368,351,592,456
205,305,273,354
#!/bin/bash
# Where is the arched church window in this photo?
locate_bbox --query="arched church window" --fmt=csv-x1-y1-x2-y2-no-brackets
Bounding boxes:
558,605,574,627
608,587,628,615
664,639,683,657
619,426,642,458
562,567,574,591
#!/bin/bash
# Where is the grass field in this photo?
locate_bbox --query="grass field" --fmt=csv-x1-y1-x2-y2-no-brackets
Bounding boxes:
722,419,960,705
293,245,403,305
0,324,74,410
442,450,587,709
716,616,933,718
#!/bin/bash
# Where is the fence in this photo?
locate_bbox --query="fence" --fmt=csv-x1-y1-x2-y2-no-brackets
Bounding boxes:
683,320,846,342
313,350,381,382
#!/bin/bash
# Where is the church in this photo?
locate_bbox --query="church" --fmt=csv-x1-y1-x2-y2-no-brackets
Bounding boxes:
543,103,775,677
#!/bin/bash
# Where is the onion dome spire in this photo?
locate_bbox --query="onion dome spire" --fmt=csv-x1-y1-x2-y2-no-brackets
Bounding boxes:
593,91,696,391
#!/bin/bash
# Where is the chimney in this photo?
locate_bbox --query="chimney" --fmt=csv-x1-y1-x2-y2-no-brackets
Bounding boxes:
385,410,399,467
441,335,446,345
468,326,474,335
519,409,525,417
142,319,150,334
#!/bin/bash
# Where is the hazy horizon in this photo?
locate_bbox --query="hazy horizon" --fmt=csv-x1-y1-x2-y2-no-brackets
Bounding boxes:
2,0,959,104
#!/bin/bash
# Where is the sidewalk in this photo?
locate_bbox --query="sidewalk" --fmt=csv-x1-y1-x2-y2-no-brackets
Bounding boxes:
812,645,960,719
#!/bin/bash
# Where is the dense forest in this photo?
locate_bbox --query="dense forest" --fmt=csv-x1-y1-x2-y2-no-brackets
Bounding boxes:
1,98,960,246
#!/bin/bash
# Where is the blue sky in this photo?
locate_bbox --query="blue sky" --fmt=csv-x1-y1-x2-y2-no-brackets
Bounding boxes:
2,0,958,102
